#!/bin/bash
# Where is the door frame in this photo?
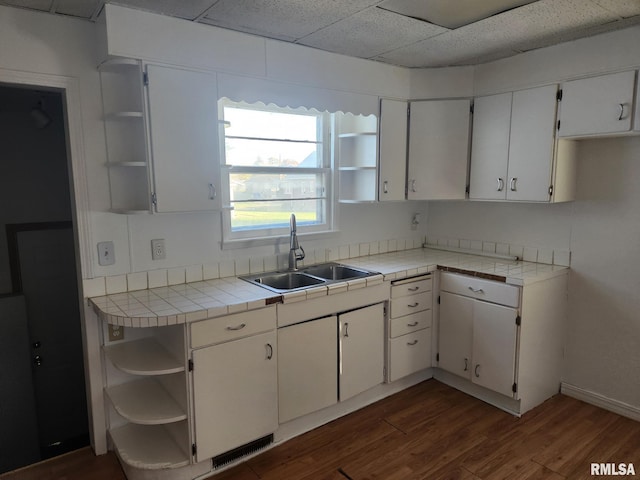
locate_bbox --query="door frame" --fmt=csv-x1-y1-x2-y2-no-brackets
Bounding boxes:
0,68,106,454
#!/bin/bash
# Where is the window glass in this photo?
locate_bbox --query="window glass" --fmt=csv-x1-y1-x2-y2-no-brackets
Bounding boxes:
220,100,332,241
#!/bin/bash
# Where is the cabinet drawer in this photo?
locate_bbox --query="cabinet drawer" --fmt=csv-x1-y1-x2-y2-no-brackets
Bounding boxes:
440,272,519,308
389,311,431,338
390,291,432,318
190,306,276,349
391,276,432,298
388,328,432,382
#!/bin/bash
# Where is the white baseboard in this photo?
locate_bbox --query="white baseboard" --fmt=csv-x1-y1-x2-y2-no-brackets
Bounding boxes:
561,383,640,422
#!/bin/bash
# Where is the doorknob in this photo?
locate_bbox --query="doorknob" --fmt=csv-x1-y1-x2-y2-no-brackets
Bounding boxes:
34,355,43,366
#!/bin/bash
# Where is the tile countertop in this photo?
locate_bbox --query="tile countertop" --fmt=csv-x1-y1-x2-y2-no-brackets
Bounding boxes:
90,247,569,328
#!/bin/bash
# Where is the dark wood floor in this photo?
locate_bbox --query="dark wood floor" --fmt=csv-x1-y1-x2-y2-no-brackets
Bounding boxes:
3,380,639,480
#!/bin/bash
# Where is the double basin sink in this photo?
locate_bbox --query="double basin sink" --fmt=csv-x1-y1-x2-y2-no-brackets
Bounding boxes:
241,262,380,293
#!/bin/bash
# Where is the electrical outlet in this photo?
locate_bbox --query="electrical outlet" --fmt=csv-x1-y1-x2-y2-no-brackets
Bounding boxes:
151,238,166,260
108,324,124,342
97,241,115,266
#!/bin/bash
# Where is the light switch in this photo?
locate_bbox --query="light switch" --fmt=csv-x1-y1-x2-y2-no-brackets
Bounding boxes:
97,241,115,266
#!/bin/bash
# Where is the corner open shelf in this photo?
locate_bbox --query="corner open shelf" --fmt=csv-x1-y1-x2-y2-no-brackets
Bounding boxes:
99,57,152,213
103,337,184,376
333,112,378,203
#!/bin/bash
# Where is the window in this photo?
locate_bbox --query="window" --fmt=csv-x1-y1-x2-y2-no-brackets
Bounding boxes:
219,99,333,242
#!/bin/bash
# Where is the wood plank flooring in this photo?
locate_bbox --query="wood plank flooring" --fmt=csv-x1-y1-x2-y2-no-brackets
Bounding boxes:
3,380,638,480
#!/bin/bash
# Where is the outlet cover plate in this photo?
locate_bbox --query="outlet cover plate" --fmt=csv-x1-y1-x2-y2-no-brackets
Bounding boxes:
97,241,115,266
151,238,166,260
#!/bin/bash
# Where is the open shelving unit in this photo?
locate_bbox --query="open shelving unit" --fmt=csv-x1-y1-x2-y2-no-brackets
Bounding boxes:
102,330,190,473
333,112,378,202
99,58,152,214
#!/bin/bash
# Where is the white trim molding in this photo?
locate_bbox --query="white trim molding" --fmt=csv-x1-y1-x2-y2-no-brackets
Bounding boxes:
561,382,640,422
0,68,105,454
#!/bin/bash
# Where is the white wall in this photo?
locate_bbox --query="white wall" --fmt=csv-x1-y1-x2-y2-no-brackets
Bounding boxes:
426,27,640,410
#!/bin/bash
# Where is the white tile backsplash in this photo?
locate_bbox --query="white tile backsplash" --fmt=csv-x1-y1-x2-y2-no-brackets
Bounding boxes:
148,269,168,288
105,275,127,294
167,268,186,286
127,272,148,291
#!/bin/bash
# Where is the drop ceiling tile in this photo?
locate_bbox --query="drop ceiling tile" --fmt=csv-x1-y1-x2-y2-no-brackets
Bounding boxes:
109,0,216,20
591,0,640,18
377,0,628,67
298,6,449,59
54,0,101,18
201,0,382,40
1,0,52,11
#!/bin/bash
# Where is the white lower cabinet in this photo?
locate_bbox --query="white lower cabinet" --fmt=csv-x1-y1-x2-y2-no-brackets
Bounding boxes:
388,274,433,382
188,306,278,462
278,316,338,423
339,303,385,401
437,271,567,415
439,291,518,398
191,330,278,462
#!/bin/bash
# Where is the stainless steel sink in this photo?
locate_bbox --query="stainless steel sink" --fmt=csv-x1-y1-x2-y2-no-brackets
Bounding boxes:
301,263,371,281
244,271,326,293
241,262,380,294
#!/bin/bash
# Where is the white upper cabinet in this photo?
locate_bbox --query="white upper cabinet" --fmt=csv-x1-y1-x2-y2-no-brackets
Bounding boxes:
378,99,408,201
559,70,638,138
469,84,573,203
507,85,559,202
145,64,221,213
468,92,512,201
407,99,471,200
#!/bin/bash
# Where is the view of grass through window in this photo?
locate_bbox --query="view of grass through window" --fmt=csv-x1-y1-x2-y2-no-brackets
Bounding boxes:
222,103,329,233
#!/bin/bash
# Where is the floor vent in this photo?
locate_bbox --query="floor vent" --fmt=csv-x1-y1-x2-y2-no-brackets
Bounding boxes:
212,434,274,469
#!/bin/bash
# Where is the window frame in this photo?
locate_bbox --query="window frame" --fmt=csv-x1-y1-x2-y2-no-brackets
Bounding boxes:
218,99,335,246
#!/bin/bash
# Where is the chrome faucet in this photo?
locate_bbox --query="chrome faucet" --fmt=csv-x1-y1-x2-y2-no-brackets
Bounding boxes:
288,213,305,271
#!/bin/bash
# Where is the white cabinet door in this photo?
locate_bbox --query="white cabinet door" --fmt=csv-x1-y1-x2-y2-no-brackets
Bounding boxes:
559,70,636,137
278,316,337,423
471,301,518,398
191,331,277,461
438,292,473,380
146,64,221,212
407,99,471,200
468,92,512,200
378,99,407,201
507,85,558,202
339,303,385,401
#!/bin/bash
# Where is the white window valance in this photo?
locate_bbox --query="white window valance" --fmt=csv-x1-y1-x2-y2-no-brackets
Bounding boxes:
217,73,379,116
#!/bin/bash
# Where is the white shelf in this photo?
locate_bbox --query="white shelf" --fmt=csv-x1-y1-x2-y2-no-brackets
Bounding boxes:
339,166,377,171
109,423,190,470
104,338,184,376
105,111,144,120
338,131,377,138
99,58,141,72
106,377,187,425
109,161,148,168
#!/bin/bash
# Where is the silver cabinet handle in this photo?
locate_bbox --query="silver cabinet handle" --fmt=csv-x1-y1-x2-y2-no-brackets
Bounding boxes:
510,177,517,191
497,177,504,191
407,340,418,346
266,343,273,360
344,322,349,337
468,286,484,294
407,321,419,327
226,323,246,331
208,183,216,200
619,103,628,121
383,180,389,194
407,302,419,308
408,286,420,292
464,358,468,371
475,364,480,378
410,179,417,192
